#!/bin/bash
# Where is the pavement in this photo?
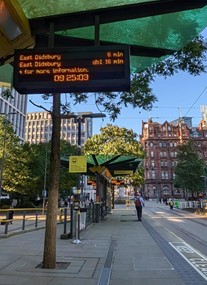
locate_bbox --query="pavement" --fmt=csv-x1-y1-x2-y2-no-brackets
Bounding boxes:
0,201,206,285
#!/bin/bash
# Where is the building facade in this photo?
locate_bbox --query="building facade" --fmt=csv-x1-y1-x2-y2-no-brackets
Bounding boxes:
140,116,207,199
25,111,93,145
0,83,27,142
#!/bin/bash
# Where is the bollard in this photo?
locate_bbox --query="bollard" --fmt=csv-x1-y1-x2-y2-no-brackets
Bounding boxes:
59,208,63,222
69,204,74,238
22,211,26,230
60,208,70,239
63,208,67,234
95,203,100,223
35,212,38,228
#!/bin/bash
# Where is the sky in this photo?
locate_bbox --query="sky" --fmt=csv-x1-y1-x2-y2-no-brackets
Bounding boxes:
27,29,207,137
27,70,207,137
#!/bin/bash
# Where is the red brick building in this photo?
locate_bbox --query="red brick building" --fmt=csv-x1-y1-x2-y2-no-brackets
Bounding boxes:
140,117,207,199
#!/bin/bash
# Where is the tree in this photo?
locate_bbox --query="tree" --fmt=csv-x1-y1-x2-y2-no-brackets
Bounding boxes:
174,140,206,198
0,118,33,198
84,124,145,188
84,124,144,157
20,140,78,200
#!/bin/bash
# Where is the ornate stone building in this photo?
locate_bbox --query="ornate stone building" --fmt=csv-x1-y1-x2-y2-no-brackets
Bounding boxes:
140,116,207,199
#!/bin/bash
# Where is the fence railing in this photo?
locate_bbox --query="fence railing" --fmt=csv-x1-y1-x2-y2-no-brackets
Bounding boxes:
0,208,47,235
178,200,207,209
0,202,108,237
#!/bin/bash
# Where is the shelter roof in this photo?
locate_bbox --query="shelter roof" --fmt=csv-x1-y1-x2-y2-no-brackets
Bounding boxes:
61,155,143,177
1,0,207,77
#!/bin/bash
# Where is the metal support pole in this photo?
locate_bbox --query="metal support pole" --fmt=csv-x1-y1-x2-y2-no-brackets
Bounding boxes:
72,210,81,244
63,208,67,234
42,127,49,215
22,212,26,230
35,212,38,228
72,117,82,244
94,15,100,46
70,203,73,238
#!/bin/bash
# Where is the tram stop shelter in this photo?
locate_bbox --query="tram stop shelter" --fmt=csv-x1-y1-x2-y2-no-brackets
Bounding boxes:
86,154,143,203
61,154,143,218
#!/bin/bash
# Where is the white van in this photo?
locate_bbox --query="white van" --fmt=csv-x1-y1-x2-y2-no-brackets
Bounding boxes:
0,193,10,199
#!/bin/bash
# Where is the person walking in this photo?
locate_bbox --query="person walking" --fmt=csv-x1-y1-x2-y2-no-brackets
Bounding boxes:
169,199,174,210
134,192,144,221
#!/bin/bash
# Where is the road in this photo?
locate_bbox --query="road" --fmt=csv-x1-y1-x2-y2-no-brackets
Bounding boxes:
142,200,207,256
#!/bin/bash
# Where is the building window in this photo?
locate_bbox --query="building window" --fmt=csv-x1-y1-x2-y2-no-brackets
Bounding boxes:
162,185,170,195
161,171,169,179
170,151,177,157
172,161,177,167
150,151,154,158
151,170,155,179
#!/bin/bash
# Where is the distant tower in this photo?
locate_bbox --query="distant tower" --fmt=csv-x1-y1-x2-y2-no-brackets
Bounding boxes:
200,105,207,123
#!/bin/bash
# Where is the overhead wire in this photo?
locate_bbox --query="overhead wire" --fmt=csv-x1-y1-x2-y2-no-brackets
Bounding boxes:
184,85,207,117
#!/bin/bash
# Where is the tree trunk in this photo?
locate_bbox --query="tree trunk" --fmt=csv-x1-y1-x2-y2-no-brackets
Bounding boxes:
42,93,60,268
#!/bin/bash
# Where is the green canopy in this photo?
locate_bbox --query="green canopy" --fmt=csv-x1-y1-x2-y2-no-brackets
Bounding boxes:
87,154,142,176
1,1,207,81
61,155,143,177
20,0,207,72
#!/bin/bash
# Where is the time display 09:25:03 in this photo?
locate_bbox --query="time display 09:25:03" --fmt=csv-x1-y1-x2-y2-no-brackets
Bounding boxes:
53,74,89,82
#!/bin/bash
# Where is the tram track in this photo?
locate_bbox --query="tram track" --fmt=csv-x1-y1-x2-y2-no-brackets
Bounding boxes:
144,206,207,257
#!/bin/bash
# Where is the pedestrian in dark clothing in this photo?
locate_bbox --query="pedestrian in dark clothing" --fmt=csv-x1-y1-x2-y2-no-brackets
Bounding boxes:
134,193,144,221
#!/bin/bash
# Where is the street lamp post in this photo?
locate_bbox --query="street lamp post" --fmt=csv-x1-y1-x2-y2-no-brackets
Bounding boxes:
62,112,105,241
42,125,50,214
200,175,207,198
0,112,16,203
62,112,106,191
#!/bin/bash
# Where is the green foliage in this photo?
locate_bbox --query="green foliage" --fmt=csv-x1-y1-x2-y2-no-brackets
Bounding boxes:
131,168,144,188
84,124,144,157
66,36,206,120
174,140,206,195
0,118,33,197
32,37,207,121
84,124,145,187
0,118,78,199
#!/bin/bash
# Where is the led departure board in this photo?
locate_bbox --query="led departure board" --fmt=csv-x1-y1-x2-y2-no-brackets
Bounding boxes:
13,46,130,94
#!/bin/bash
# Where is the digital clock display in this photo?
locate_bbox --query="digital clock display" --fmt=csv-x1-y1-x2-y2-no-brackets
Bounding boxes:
13,46,130,94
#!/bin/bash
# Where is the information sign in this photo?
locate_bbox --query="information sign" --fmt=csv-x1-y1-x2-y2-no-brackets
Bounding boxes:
13,46,130,94
69,156,87,173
